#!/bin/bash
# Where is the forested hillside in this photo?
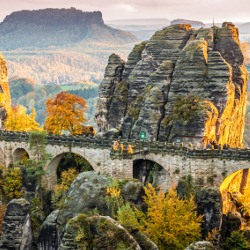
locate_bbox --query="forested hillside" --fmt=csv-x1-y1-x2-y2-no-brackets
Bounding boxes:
0,8,137,85
9,78,98,125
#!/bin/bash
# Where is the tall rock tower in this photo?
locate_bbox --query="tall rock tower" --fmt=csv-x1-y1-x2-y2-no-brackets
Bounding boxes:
95,22,248,148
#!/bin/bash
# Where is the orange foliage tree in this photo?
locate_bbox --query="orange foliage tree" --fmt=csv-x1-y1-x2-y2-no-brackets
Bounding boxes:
45,92,87,135
4,105,41,132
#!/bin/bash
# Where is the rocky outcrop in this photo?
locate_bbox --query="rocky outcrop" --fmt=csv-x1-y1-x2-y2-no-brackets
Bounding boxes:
95,22,248,148
185,241,214,250
38,210,60,250
95,54,125,133
60,215,143,249
195,188,222,238
37,172,148,249
0,198,32,250
0,54,11,127
56,171,144,233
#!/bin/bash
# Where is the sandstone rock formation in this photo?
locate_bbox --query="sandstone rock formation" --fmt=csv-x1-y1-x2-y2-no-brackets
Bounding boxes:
38,172,152,249
95,22,248,148
0,54,11,127
0,198,32,250
56,171,145,231
38,210,60,250
60,215,155,249
185,241,214,250
195,188,222,238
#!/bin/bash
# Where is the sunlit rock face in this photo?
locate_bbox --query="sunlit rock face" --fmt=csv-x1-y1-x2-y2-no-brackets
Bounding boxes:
220,169,250,231
0,53,11,126
95,22,248,148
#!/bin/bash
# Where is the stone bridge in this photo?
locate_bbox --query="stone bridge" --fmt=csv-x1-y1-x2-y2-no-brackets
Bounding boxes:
0,131,249,190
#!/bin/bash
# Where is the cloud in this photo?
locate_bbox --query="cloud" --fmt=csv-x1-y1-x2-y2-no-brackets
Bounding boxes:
1,0,250,22
114,4,136,12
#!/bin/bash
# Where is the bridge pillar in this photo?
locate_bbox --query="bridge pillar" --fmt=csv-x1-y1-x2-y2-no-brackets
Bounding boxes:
45,154,64,190
3,141,13,167
107,158,133,179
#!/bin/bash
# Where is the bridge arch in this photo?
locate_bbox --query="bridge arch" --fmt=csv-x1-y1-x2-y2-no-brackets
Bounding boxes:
47,152,94,188
133,158,171,192
13,148,29,165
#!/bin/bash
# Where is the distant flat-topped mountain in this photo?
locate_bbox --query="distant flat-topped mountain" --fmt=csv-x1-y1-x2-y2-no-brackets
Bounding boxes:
171,19,205,28
106,18,171,40
0,8,137,50
238,22,250,35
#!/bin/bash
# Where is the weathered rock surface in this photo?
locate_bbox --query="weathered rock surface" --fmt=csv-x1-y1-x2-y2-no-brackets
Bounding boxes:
59,215,143,250
38,210,60,250
38,172,147,249
95,22,248,148
0,198,32,250
95,54,126,133
56,172,144,233
195,188,222,238
185,241,214,250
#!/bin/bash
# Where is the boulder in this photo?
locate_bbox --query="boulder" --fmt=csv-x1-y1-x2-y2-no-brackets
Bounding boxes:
56,172,144,234
185,241,214,250
60,214,143,250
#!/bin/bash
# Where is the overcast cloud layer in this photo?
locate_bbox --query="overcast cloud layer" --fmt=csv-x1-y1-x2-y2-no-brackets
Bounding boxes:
1,0,250,23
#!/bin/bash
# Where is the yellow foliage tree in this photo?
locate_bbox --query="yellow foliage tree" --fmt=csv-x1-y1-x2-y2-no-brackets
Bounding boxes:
3,167,23,201
45,91,87,135
4,105,41,132
118,184,202,250
52,168,78,209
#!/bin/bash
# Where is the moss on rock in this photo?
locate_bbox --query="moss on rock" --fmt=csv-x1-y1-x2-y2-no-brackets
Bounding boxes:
61,215,141,250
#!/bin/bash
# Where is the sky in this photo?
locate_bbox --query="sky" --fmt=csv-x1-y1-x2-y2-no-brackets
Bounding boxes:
1,0,250,23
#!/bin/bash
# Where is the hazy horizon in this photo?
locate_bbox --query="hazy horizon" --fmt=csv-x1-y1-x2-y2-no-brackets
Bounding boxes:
1,0,250,24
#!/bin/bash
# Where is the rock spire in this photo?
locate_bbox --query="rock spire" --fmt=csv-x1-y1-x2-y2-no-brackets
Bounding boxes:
95,22,248,148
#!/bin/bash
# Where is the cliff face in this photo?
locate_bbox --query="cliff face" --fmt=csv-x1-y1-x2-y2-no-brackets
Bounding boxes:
0,54,11,123
95,22,248,148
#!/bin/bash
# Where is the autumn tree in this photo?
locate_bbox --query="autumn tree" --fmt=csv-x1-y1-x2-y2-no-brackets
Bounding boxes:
2,167,23,201
4,105,41,132
45,91,87,135
117,184,202,250
51,168,78,209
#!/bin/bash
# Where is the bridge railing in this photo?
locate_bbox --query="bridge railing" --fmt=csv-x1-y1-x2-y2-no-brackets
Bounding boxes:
0,131,250,160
